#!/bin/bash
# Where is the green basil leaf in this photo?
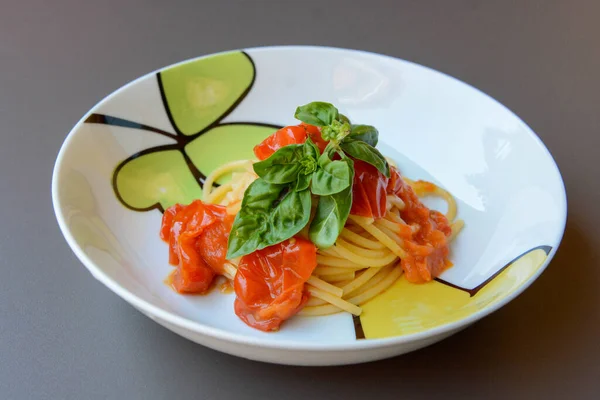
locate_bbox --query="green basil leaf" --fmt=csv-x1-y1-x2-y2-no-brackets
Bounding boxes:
227,179,311,259
266,188,311,244
225,213,265,259
297,137,319,176
303,137,320,159
253,144,304,184
340,138,390,178
347,124,378,147
294,101,339,126
239,178,284,211
295,173,312,192
338,113,351,124
308,186,353,249
311,149,352,196
226,179,282,258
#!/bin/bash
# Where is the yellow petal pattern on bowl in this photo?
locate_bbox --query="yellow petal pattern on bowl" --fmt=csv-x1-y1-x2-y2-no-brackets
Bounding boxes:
360,247,548,338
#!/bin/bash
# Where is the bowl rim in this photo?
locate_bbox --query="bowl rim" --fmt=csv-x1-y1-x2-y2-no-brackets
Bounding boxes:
51,45,568,351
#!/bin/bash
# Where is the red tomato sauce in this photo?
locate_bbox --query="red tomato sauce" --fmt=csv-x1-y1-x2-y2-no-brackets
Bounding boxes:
233,238,317,332
387,167,453,283
160,200,234,294
253,124,327,161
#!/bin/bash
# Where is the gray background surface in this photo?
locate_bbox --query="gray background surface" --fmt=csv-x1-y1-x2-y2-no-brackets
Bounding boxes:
2,0,599,398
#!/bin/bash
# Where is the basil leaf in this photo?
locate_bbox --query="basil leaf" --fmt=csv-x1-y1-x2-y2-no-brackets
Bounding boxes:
338,113,351,124
295,173,311,192
227,179,282,258
225,213,264,259
340,138,390,178
309,186,353,249
298,138,319,175
303,137,320,160
311,149,352,196
267,188,311,243
294,102,339,126
347,124,378,147
253,144,304,184
239,178,284,211
227,179,311,259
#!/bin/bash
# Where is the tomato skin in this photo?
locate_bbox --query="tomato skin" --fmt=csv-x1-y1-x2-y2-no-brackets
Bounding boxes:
350,160,389,219
234,238,317,332
160,204,184,265
196,212,234,275
160,200,233,293
253,124,328,161
387,166,453,283
253,126,307,161
386,166,403,195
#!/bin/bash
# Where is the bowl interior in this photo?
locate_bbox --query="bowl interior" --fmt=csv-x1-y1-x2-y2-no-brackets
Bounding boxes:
53,47,566,345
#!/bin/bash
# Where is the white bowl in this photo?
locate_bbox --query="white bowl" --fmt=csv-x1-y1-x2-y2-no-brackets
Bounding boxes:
52,46,566,365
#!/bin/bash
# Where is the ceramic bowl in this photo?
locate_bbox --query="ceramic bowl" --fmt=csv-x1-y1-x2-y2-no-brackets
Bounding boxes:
52,46,566,365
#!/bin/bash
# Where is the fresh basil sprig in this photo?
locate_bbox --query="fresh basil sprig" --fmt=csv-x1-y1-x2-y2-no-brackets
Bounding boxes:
309,154,354,248
252,144,305,184
294,102,339,126
253,138,320,192
311,144,352,196
226,179,311,259
226,101,391,257
295,102,351,142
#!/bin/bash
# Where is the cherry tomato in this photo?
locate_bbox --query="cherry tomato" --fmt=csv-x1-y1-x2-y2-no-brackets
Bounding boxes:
196,212,234,276
253,124,328,160
161,200,233,293
233,237,317,332
350,160,389,219
160,204,183,263
253,125,307,161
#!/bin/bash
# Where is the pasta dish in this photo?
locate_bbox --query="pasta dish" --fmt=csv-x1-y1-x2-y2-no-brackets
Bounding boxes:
159,102,464,331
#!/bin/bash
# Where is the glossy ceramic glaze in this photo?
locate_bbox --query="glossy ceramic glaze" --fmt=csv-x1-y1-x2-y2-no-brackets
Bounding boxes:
52,46,566,365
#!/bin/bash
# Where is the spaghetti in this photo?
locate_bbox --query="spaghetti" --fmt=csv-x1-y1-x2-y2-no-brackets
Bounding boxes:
201,158,463,317
160,101,465,332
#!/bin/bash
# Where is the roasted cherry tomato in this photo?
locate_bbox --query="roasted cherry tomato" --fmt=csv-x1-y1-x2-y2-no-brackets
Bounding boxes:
253,126,307,161
233,237,317,332
253,124,328,160
160,200,234,293
387,166,453,283
350,160,389,219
